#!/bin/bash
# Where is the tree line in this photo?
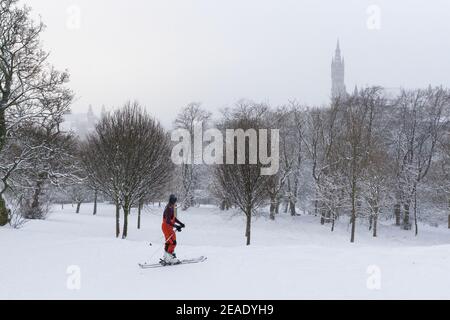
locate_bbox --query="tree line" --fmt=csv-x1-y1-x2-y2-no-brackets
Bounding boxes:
2,0,450,245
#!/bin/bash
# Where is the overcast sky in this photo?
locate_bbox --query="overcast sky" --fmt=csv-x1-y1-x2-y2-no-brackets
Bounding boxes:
24,0,450,127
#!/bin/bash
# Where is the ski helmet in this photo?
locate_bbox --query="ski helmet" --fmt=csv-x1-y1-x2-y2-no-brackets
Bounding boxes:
169,194,177,205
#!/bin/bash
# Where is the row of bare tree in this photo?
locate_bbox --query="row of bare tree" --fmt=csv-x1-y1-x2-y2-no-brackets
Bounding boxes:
175,87,450,244
3,0,450,246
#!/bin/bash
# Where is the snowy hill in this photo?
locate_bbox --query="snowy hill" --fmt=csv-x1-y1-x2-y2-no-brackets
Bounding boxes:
1,204,450,299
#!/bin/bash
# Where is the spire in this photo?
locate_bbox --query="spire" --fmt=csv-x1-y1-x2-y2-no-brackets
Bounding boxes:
334,39,342,62
331,38,346,99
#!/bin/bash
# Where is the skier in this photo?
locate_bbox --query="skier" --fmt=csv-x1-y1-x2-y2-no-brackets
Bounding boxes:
161,194,185,264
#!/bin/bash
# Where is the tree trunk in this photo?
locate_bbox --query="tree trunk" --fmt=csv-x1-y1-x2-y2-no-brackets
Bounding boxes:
289,198,296,216
76,201,82,214
137,199,143,229
269,195,276,220
275,200,280,214
413,189,418,236
373,210,378,238
122,197,130,239
122,208,129,239
320,206,325,225
350,180,356,243
369,215,373,231
291,181,298,216
403,202,411,230
331,212,335,232
0,108,6,154
447,198,450,229
93,189,98,215
0,107,8,226
350,215,356,243
31,179,44,210
314,198,318,217
115,201,120,238
245,211,252,246
283,201,288,213
0,196,8,226
394,203,401,226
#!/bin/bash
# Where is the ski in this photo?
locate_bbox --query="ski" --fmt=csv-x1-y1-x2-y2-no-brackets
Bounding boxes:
138,256,207,269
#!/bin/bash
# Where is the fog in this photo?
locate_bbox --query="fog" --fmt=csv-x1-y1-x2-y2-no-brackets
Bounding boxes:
25,0,450,126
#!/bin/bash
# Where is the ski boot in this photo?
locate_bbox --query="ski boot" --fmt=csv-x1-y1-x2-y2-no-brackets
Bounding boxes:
161,251,181,266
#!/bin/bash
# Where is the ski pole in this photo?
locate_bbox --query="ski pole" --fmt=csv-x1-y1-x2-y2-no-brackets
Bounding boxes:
148,230,175,246
149,226,183,246
146,229,179,263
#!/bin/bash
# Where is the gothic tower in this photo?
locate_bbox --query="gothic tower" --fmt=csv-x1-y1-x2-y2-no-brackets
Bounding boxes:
331,40,346,98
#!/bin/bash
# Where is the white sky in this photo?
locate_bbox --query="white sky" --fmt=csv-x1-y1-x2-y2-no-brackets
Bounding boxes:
24,0,450,127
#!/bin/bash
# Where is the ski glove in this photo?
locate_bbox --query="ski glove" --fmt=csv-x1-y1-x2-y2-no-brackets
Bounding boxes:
175,225,183,232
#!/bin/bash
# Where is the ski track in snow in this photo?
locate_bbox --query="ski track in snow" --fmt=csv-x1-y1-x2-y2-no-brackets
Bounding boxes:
1,203,450,299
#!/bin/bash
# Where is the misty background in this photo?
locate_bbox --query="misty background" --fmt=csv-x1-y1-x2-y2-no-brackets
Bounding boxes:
25,0,450,127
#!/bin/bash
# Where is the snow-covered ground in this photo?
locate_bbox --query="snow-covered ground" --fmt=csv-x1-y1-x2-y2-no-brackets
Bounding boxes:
1,203,450,299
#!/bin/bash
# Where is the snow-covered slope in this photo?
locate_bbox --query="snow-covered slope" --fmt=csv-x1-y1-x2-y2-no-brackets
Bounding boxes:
1,204,450,299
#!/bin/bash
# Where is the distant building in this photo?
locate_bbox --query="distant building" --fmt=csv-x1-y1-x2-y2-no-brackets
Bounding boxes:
331,40,401,101
331,40,347,99
62,105,98,139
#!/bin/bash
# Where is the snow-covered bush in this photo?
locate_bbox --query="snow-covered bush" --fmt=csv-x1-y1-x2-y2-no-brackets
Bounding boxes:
3,196,27,229
8,204,27,229
21,200,50,220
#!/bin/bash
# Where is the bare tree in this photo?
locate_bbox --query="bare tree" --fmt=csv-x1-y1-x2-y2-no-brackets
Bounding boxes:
266,104,301,219
214,102,271,245
392,87,449,234
16,119,79,217
81,102,173,238
65,182,91,214
336,87,385,242
302,103,339,224
174,102,212,210
436,126,450,228
361,147,394,237
0,0,72,225
315,171,347,232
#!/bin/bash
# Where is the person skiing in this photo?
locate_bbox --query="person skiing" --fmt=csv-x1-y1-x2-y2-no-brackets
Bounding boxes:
161,194,185,264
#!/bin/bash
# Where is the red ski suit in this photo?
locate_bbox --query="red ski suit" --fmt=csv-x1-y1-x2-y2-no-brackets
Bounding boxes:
162,205,177,254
